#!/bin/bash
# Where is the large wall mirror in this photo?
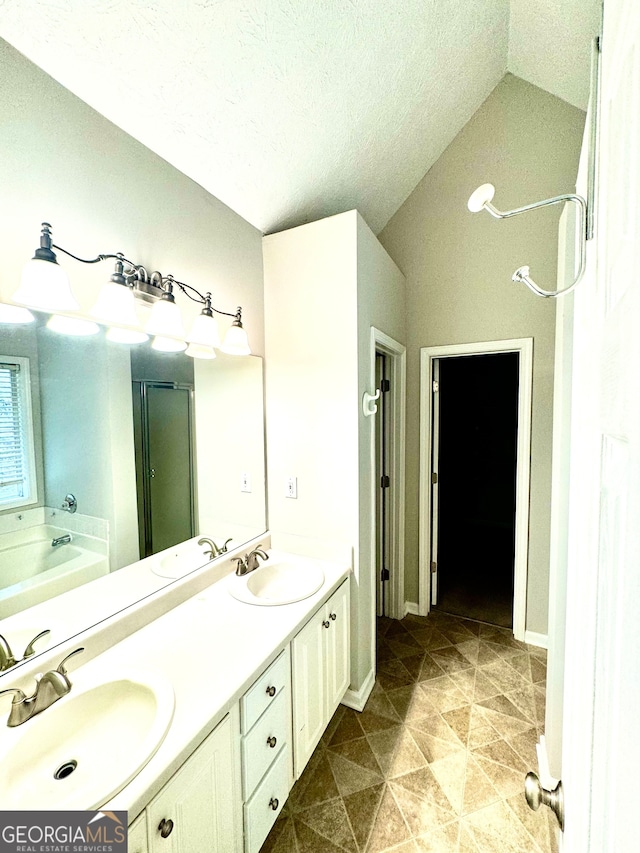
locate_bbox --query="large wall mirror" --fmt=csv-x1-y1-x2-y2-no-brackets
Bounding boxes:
0,313,266,671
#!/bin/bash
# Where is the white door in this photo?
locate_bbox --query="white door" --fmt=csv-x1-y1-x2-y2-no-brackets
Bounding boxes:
558,3,640,850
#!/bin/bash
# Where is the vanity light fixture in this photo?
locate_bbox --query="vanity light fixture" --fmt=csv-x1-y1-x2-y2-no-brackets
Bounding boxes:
9,222,251,357
13,223,79,312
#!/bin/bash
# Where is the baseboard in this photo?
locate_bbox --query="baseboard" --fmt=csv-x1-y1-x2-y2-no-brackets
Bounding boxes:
404,601,420,616
524,630,548,649
342,668,375,712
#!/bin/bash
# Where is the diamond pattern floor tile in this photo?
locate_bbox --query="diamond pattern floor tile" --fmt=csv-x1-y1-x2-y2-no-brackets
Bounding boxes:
260,612,556,853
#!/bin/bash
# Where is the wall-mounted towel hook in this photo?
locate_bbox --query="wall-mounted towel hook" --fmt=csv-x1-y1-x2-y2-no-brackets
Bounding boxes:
362,389,380,417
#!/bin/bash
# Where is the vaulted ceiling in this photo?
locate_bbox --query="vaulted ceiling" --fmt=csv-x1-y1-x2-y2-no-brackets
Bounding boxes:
0,0,601,234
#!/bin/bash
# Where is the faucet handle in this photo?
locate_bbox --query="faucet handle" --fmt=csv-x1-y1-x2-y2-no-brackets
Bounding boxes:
22,629,51,660
0,687,26,703
56,647,85,676
221,538,233,553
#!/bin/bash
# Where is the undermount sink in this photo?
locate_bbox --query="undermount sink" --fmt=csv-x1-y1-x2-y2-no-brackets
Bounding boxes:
0,668,175,810
228,558,325,606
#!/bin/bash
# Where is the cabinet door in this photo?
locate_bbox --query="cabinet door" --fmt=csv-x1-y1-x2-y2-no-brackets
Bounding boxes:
291,609,325,778
128,813,148,853
147,714,240,853
324,580,351,716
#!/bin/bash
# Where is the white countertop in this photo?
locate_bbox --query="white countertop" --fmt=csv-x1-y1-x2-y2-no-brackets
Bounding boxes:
45,549,351,821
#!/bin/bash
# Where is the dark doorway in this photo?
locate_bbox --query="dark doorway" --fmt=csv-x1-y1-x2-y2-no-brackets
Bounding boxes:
432,352,519,627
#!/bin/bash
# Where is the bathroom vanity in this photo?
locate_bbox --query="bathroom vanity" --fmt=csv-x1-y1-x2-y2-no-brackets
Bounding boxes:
0,544,351,853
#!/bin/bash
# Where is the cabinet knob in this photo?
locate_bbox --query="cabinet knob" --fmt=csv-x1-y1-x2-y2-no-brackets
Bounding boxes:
269,797,279,811
158,818,174,838
322,620,330,628
330,612,337,621
267,735,277,748
266,685,276,697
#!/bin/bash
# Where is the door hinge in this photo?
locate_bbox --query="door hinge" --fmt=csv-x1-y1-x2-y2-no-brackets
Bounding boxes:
381,475,390,489
431,472,438,485
432,380,439,393
380,378,391,393
430,561,437,574
381,568,390,581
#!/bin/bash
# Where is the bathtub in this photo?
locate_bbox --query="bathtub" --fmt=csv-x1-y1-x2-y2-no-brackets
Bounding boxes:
0,524,109,618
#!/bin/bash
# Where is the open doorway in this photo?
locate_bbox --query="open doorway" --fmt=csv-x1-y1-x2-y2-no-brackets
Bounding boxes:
432,352,519,627
419,338,533,639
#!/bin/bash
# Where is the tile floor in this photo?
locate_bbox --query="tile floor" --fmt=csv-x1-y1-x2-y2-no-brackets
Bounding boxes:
261,610,558,853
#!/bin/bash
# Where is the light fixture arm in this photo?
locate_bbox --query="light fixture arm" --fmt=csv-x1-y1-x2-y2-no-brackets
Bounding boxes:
165,276,238,319
466,36,600,299
484,192,588,299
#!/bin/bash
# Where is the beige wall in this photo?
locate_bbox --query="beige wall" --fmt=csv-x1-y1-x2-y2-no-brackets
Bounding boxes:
379,74,585,634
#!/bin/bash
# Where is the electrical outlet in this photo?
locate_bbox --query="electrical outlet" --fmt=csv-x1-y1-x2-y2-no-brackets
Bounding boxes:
286,476,298,499
241,472,252,493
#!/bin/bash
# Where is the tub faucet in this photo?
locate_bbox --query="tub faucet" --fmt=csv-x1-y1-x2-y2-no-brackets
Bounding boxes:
234,547,269,576
198,537,233,559
0,647,84,727
51,534,72,547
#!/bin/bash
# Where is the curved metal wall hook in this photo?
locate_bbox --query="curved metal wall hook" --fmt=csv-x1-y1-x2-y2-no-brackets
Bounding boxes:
362,389,380,417
468,185,588,298
467,37,600,299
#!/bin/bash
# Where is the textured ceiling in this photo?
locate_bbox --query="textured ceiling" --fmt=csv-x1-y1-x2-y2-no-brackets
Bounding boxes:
0,0,600,235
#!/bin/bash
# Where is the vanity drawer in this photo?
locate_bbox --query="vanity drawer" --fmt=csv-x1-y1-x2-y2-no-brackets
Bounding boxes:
242,688,290,797
241,647,290,733
244,745,291,853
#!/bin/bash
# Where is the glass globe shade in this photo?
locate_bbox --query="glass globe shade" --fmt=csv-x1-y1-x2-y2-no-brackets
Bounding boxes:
14,258,79,312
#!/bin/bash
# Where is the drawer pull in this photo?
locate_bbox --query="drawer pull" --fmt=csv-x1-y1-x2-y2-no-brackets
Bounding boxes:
322,620,330,628
158,819,174,838
269,797,279,811
266,685,276,697
330,612,337,621
267,735,277,748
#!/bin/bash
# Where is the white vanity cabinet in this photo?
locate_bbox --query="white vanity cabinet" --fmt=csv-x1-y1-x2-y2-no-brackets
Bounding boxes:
128,813,148,853
291,579,350,777
145,711,241,853
241,648,293,853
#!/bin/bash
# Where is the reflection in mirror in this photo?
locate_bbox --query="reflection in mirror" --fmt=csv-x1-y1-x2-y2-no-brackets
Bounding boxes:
0,312,266,667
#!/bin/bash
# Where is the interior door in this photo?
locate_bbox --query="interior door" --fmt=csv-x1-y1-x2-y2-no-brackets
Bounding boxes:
558,5,640,850
375,353,391,616
147,384,194,554
132,381,195,557
431,353,519,627
430,359,440,605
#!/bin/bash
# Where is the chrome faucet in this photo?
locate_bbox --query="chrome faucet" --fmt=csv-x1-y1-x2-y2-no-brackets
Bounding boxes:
0,629,51,672
234,547,269,576
198,537,232,559
51,534,72,547
0,647,84,727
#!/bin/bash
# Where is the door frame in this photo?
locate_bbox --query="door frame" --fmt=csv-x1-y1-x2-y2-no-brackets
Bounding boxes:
368,328,406,623
418,338,533,640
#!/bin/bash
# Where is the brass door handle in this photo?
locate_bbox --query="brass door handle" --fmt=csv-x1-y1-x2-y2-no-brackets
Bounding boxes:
266,685,276,697
267,736,277,748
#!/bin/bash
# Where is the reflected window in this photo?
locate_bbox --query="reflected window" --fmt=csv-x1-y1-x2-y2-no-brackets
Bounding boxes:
0,355,37,509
